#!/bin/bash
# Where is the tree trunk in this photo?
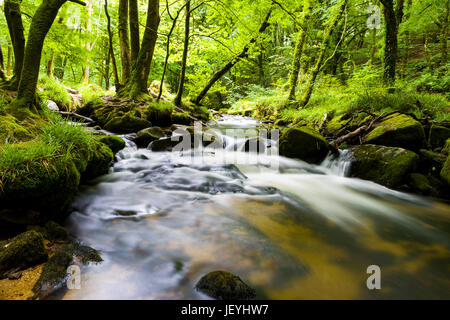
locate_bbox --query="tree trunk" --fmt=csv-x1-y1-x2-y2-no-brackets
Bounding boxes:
119,0,160,99
380,0,404,85
46,50,54,78
129,0,140,63
105,47,111,89
369,28,377,66
193,7,273,105
174,0,191,107
118,0,132,83
0,45,4,80
7,46,12,77
298,0,346,108
157,1,184,102
287,0,311,102
83,0,93,84
400,0,412,78
4,0,26,86
15,0,86,109
439,0,449,76
105,0,120,88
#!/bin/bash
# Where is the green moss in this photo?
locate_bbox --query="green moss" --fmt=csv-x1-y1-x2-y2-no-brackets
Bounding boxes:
409,173,433,195
171,112,192,125
135,127,166,148
351,144,420,189
81,143,114,182
99,135,126,155
279,126,329,164
104,113,152,133
0,152,80,224
442,138,450,155
441,155,450,185
0,115,35,144
428,125,450,149
0,230,48,277
195,271,256,300
363,113,426,151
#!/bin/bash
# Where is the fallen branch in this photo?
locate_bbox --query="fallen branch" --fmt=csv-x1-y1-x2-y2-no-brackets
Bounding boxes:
55,111,94,124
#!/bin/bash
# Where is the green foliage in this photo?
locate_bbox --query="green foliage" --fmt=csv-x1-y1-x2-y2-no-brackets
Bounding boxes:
79,84,105,105
38,75,72,111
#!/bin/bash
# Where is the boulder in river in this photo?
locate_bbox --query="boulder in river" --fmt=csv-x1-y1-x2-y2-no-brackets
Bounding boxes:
135,126,166,148
363,113,425,151
32,249,73,299
195,271,256,300
82,143,114,182
99,135,126,154
104,113,152,133
350,144,419,189
0,230,48,278
279,126,329,164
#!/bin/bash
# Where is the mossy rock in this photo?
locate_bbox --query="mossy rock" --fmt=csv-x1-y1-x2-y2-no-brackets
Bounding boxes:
135,126,166,148
279,126,329,164
418,149,446,172
82,143,114,181
440,155,450,185
104,113,152,133
441,138,450,155
0,114,35,144
171,112,192,125
32,249,73,299
195,271,256,300
363,113,425,151
428,125,450,149
99,135,126,155
350,144,419,189
409,173,433,195
0,154,81,225
144,103,173,127
324,115,349,137
27,221,70,243
149,136,184,152
0,230,48,278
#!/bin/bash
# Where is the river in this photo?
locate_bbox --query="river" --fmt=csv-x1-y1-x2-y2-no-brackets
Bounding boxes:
58,116,450,299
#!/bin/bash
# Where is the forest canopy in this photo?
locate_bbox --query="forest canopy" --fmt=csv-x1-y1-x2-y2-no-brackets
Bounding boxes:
0,0,447,122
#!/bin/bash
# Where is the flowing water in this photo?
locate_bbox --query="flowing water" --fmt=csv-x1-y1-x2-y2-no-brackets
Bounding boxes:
59,116,450,299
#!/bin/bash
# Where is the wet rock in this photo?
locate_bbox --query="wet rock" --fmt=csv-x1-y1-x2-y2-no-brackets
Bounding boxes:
279,126,329,164
195,271,256,300
135,126,166,148
0,231,48,278
363,113,425,151
149,136,186,152
104,114,152,133
32,250,73,299
99,135,126,154
428,125,450,149
28,221,70,243
350,144,419,189
242,137,266,153
441,155,450,185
